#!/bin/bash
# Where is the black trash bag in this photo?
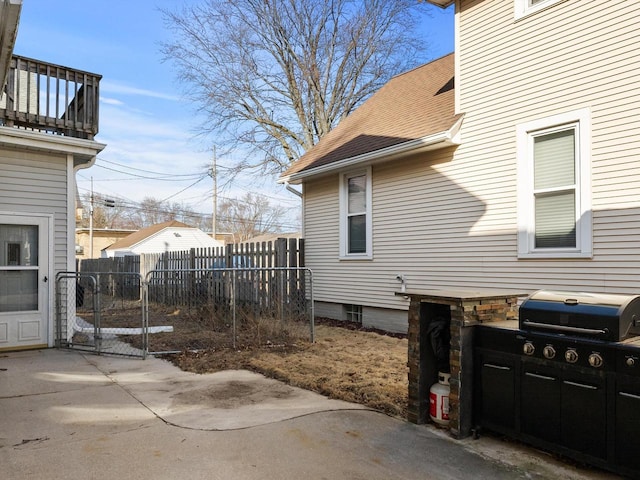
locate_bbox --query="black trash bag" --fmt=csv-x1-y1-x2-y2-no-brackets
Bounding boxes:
426,315,450,373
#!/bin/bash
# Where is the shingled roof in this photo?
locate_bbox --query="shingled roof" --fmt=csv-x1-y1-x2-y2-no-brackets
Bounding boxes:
106,220,190,250
279,53,462,184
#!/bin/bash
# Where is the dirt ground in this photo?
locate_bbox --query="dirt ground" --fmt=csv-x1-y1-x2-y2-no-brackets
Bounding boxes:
165,319,409,418
85,302,409,418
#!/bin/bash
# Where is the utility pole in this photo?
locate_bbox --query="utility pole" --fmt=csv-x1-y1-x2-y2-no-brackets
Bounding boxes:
88,178,115,259
212,146,217,240
89,177,94,258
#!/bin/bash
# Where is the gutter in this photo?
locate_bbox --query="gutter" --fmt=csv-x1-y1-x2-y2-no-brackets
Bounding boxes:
0,0,21,90
278,116,463,185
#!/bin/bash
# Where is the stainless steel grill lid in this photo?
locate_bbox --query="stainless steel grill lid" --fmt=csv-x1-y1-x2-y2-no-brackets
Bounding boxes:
519,290,640,341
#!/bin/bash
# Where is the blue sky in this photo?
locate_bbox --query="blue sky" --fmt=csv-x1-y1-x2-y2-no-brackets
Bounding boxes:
13,1,454,231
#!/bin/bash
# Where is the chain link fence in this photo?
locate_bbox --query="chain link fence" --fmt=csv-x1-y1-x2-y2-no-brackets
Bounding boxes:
55,271,146,358
144,267,314,355
56,267,314,358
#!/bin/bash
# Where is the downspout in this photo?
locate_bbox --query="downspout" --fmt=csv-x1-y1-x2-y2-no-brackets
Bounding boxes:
285,182,302,198
284,182,304,241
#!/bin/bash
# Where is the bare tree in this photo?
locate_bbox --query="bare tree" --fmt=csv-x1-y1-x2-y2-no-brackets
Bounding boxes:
79,193,126,229
161,0,430,176
217,193,287,242
125,197,210,229
80,193,210,230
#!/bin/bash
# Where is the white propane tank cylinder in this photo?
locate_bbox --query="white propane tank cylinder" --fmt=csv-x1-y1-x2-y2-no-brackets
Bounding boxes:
429,372,451,426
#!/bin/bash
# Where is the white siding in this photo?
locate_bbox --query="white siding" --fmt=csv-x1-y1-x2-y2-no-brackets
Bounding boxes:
303,0,640,324
0,147,68,274
130,228,223,255
453,0,640,293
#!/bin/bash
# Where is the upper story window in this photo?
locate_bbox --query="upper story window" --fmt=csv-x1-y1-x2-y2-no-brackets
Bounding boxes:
514,0,564,19
517,109,592,258
339,167,372,259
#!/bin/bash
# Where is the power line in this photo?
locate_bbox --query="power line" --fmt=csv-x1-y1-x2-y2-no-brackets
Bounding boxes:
92,163,203,181
96,156,203,176
78,188,301,230
159,175,209,203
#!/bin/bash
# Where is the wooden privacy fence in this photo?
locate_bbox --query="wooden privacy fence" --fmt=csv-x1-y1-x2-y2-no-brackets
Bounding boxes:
139,237,304,280
77,238,305,311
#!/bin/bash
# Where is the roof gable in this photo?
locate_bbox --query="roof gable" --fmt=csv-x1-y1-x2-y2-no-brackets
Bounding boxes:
107,220,190,250
280,53,461,182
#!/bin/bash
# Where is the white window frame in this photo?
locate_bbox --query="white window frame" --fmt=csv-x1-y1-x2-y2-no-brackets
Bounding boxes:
339,167,373,260
514,0,564,20
517,108,592,259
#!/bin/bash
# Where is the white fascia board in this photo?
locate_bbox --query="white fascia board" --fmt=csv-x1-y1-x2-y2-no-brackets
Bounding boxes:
422,0,454,8
0,0,22,89
0,126,106,166
279,117,463,185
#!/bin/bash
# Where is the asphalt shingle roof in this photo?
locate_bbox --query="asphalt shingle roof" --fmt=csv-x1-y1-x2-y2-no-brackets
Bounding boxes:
107,220,190,250
281,53,460,179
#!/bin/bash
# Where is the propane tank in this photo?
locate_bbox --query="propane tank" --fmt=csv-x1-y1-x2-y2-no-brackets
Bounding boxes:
429,372,451,426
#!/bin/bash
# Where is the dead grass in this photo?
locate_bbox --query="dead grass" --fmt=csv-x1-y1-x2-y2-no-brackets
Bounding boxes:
84,302,409,418
168,323,409,418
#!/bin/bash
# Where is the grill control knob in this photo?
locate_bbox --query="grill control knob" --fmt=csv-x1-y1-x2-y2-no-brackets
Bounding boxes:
588,353,604,368
627,357,636,367
565,349,579,364
523,342,535,355
543,345,556,359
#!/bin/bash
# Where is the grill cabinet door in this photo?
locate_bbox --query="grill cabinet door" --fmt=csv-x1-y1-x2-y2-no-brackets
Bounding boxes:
561,375,607,459
521,362,561,444
615,376,640,470
476,352,517,432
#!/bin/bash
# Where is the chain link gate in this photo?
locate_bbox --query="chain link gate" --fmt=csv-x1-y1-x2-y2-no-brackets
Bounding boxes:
56,266,314,358
143,267,314,355
55,271,147,358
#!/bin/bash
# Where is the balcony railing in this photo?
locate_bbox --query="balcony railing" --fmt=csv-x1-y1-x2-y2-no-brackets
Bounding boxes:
0,55,100,140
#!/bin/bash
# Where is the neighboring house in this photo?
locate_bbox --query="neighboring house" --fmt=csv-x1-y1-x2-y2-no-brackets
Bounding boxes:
240,232,302,245
279,0,640,333
75,228,136,259
0,1,105,351
103,220,224,257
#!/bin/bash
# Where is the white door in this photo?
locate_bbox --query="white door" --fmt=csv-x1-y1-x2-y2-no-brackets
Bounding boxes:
0,216,49,350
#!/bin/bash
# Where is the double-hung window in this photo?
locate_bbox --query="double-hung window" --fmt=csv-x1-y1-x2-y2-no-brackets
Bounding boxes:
517,109,592,258
514,0,563,19
339,168,372,259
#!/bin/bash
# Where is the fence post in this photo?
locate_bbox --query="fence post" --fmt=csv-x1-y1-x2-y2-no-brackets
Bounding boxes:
95,272,102,354
275,239,287,320
162,253,168,304
189,248,196,310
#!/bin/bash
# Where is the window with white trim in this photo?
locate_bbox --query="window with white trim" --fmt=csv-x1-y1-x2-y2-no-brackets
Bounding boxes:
514,0,563,19
339,168,372,259
517,109,592,258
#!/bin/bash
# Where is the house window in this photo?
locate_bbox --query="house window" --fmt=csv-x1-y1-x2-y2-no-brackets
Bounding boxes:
517,109,592,258
339,167,372,259
344,304,363,324
514,0,563,19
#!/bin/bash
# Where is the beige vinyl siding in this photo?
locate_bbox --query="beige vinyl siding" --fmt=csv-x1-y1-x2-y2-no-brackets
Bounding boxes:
0,147,68,274
453,0,640,293
302,0,640,321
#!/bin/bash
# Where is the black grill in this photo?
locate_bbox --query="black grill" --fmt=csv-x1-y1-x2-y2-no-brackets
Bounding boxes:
519,290,640,341
474,290,640,478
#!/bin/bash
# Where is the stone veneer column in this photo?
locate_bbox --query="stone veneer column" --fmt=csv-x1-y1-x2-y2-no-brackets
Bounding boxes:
405,291,522,437
407,297,422,424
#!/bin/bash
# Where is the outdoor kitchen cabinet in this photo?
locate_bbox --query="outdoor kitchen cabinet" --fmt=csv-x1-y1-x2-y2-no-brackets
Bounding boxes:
519,357,609,459
473,326,520,436
474,324,638,477
615,374,640,471
475,351,518,434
